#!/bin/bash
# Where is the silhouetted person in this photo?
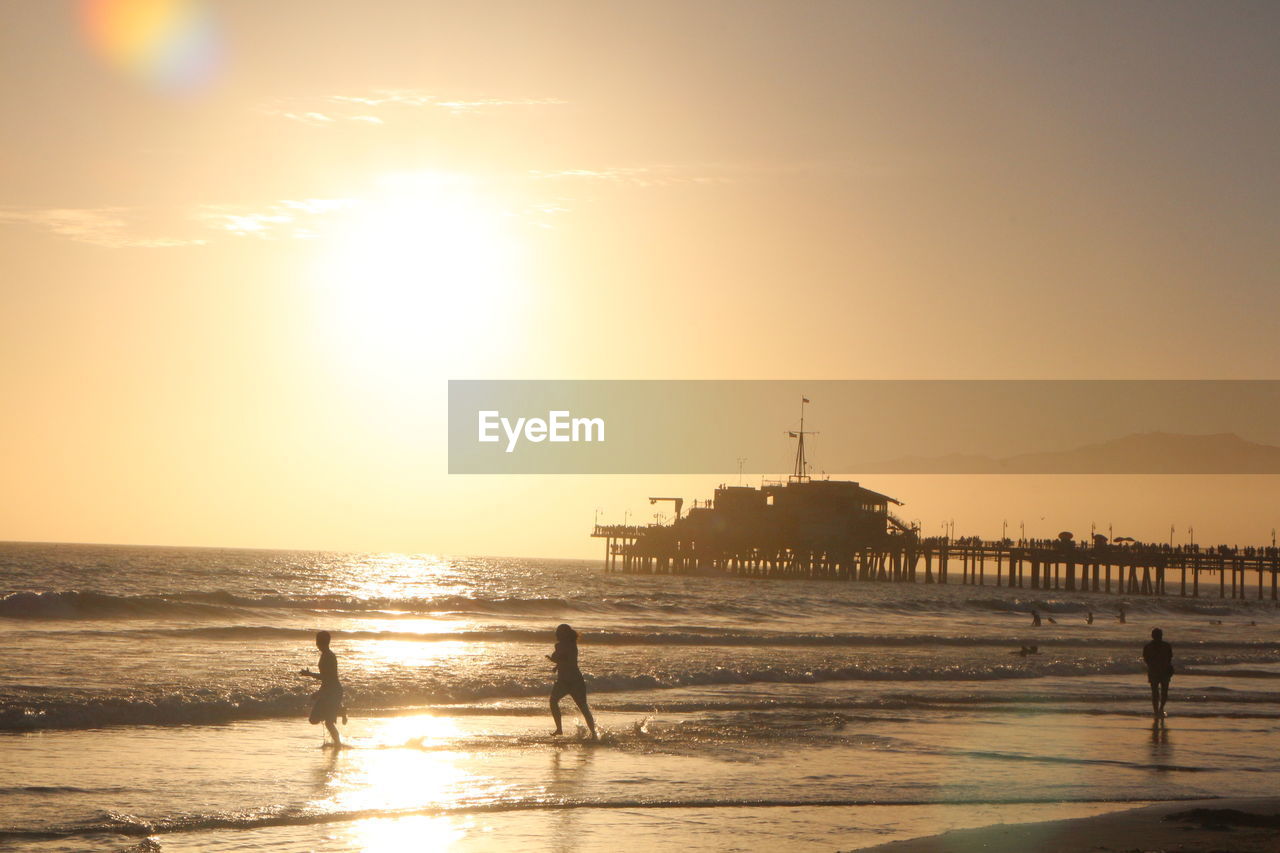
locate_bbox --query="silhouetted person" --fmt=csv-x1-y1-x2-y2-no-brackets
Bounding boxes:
1086,610,1094,625
1031,609,1041,627
300,630,346,747
1118,604,1127,624
548,623,597,740
1142,627,1174,721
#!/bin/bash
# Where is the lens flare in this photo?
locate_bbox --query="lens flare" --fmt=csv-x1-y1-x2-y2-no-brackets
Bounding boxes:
80,0,222,94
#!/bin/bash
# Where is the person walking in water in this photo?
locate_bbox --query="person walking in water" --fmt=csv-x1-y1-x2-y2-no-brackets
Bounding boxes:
300,630,346,747
1030,609,1041,627
1142,627,1174,721
548,623,597,740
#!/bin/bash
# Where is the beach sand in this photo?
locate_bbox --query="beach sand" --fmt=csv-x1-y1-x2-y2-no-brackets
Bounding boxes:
854,797,1280,852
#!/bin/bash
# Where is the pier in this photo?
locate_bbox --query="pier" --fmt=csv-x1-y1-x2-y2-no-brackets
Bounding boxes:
593,400,1280,601
592,524,1280,601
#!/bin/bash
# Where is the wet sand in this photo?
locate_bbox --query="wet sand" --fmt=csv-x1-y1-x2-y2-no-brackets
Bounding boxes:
854,797,1280,852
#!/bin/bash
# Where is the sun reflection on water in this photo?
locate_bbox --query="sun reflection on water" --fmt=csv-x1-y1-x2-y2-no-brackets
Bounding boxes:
339,553,466,602
352,639,480,673
346,814,471,852
313,716,488,817
357,617,471,634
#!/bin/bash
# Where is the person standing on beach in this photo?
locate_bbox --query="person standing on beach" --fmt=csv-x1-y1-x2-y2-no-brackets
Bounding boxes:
1142,628,1174,721
547,623,597,740
300,630,347,747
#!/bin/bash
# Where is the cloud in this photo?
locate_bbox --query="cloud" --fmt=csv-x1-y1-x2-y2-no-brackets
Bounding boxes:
197,198,353,239
0,158,724,251
0,198,354,247
0,207,207,248
328,90,566,112
328,92,434,107
279,111,338,126
267,90,566,126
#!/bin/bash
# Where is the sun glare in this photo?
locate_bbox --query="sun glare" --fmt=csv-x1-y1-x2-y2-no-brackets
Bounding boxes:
312,172,527,380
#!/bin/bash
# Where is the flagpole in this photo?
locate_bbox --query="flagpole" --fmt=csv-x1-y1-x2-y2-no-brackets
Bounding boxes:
791,395,813,482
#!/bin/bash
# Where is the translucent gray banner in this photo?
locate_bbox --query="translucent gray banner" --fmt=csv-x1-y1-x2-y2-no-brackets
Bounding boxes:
448,380,1280,474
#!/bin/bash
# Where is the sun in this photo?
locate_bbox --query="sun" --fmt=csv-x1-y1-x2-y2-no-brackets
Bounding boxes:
312,171,528,379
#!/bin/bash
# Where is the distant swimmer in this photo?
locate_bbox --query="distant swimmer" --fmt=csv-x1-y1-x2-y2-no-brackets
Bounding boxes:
299,630,347,747
1012,645,1040,657
1142,627,1174,721
1031,609,1042,627
547,623,597,740
1086,610,1095,625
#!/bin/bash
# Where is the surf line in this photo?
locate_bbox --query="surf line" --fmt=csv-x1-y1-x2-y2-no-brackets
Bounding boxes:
477,410,605,453
6,796,1203,840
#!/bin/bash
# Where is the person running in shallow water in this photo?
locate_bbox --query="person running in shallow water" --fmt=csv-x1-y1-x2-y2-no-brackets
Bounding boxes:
1142,627,1174,721
299,630,347,747
1030,609,1042,627
547,623,597,740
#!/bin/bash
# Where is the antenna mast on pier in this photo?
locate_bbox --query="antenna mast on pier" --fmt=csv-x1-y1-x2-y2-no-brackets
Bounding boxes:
788,396,816,483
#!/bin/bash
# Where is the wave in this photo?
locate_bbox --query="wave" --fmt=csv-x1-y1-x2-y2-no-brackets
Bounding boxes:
958,595,1278,618
0,591,248,621
7,587,1278,623
0,794,1207,842
1181,667,1280,679
0,590,593,621
20,623,1280,655
6,657,1279,731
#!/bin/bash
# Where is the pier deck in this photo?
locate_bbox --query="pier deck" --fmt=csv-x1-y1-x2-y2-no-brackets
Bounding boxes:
591,525,1280,601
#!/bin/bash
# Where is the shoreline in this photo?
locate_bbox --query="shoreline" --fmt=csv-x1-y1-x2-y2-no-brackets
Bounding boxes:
853,797,1280,852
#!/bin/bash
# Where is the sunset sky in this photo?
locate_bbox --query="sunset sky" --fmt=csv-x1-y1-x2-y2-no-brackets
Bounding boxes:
2,1,1278,556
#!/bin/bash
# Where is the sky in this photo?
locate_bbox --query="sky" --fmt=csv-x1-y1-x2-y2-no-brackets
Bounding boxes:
2,1,1278,557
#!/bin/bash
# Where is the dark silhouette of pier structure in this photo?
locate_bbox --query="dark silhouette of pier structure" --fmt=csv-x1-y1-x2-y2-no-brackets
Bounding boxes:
594,401,1280,600
591,480,1280,601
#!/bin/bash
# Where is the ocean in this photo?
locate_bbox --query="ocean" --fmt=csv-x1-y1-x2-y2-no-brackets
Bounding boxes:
2,541,1279,851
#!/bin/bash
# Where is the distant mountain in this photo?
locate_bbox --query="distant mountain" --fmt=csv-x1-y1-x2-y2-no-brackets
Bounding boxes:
854,432,1280,474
